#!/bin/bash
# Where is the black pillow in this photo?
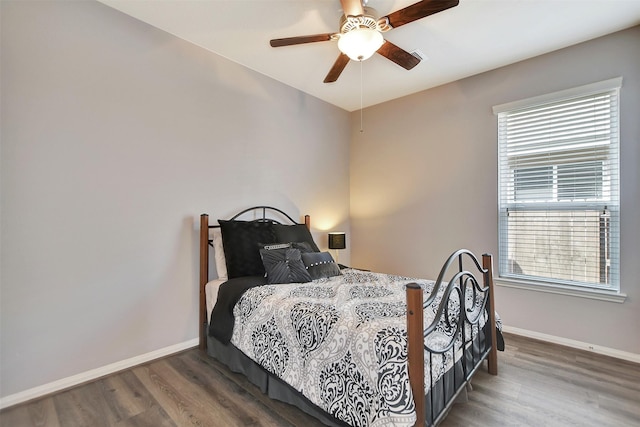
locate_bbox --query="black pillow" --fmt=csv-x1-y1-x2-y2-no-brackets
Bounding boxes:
273,223,320,252
302,251,342,280
219,220,277,278
260,247,312,284
292,241,316,253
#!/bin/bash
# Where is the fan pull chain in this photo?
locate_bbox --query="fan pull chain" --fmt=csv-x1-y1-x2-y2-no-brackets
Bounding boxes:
360,60,364,133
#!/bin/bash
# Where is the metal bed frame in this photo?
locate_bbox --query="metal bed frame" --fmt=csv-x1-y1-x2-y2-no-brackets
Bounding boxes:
199,206,497,426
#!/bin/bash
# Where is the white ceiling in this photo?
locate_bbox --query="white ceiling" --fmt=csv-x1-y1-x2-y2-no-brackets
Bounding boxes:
99,0,640,112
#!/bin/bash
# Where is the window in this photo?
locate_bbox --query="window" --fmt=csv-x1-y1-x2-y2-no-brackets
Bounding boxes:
494,78,621,292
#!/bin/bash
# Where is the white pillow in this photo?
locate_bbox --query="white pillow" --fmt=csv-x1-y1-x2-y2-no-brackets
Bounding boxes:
212,228,227,280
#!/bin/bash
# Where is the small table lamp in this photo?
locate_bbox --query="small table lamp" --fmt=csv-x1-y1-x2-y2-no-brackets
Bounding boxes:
328,232,346,263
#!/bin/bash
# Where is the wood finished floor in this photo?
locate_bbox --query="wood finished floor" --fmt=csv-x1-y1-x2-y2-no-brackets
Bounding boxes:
2,333,639,427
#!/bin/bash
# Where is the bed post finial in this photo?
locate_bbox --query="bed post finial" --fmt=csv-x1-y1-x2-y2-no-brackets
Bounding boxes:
304,214,310,230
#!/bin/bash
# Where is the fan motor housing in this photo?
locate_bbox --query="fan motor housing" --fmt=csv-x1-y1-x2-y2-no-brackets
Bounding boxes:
339,7,390,34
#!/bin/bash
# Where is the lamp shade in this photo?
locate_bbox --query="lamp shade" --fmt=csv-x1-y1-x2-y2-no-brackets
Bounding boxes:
328,232,346,250
337,28,384,61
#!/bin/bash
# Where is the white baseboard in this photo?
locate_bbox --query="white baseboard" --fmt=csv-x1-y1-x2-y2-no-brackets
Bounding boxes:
0,338,199,410
503,326,640,364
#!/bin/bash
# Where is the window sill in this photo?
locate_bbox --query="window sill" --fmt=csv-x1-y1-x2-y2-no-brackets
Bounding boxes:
495,278,627,303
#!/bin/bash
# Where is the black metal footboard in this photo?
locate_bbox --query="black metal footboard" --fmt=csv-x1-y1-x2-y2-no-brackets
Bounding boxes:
407,250,497,426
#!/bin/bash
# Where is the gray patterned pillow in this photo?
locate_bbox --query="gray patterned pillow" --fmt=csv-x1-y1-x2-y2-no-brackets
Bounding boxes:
302,251,342,280
260,247,312,284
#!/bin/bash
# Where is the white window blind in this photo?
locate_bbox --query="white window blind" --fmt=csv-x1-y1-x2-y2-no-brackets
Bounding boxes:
495,79,620,291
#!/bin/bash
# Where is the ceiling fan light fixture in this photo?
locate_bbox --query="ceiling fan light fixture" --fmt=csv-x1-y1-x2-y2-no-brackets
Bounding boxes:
338,27,384,61
269,1,459,82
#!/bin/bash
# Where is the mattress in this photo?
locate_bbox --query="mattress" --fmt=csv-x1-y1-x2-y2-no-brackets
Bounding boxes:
205,278,226,323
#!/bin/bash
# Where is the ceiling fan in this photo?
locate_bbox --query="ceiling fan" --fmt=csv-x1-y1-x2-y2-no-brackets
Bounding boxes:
269,0,459,83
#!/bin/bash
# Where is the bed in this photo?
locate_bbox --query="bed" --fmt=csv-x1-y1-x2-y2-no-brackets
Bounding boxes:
199,206,499,426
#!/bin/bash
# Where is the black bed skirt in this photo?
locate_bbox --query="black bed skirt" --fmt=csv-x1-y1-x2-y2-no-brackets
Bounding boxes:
206,321,491,427
207,335,350,427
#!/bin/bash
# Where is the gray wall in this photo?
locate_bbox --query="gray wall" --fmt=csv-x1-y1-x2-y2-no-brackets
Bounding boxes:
0,1,351,398
350,26,640,355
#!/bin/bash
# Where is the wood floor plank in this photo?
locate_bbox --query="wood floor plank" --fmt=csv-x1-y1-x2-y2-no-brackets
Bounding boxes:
169,351,298,427
27,398,60,427
0,405,33,427
52,381,115,427
151,358,261,427
132,361,225,427
100,369,166,423
176,349,325,427
0,397,60,427
597,392,640,421
2,333,639,427
441,334,640,427
112,405,176,427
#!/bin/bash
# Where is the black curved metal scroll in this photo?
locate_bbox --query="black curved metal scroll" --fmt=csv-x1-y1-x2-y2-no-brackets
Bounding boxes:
423,249,489,353
406,249,495,427
228,205,299,225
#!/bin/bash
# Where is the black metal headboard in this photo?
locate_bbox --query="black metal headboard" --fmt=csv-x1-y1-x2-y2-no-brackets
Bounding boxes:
227,206,299,224
205,206,305,247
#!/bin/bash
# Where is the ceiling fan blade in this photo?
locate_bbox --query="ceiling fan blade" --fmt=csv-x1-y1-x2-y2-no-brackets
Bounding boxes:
377,40,420,70
324,53,350,83
340,0,364,17
383,0,459,29
270,33,333,47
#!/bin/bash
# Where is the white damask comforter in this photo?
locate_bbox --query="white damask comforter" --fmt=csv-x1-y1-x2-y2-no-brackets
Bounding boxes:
229,269,485,427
